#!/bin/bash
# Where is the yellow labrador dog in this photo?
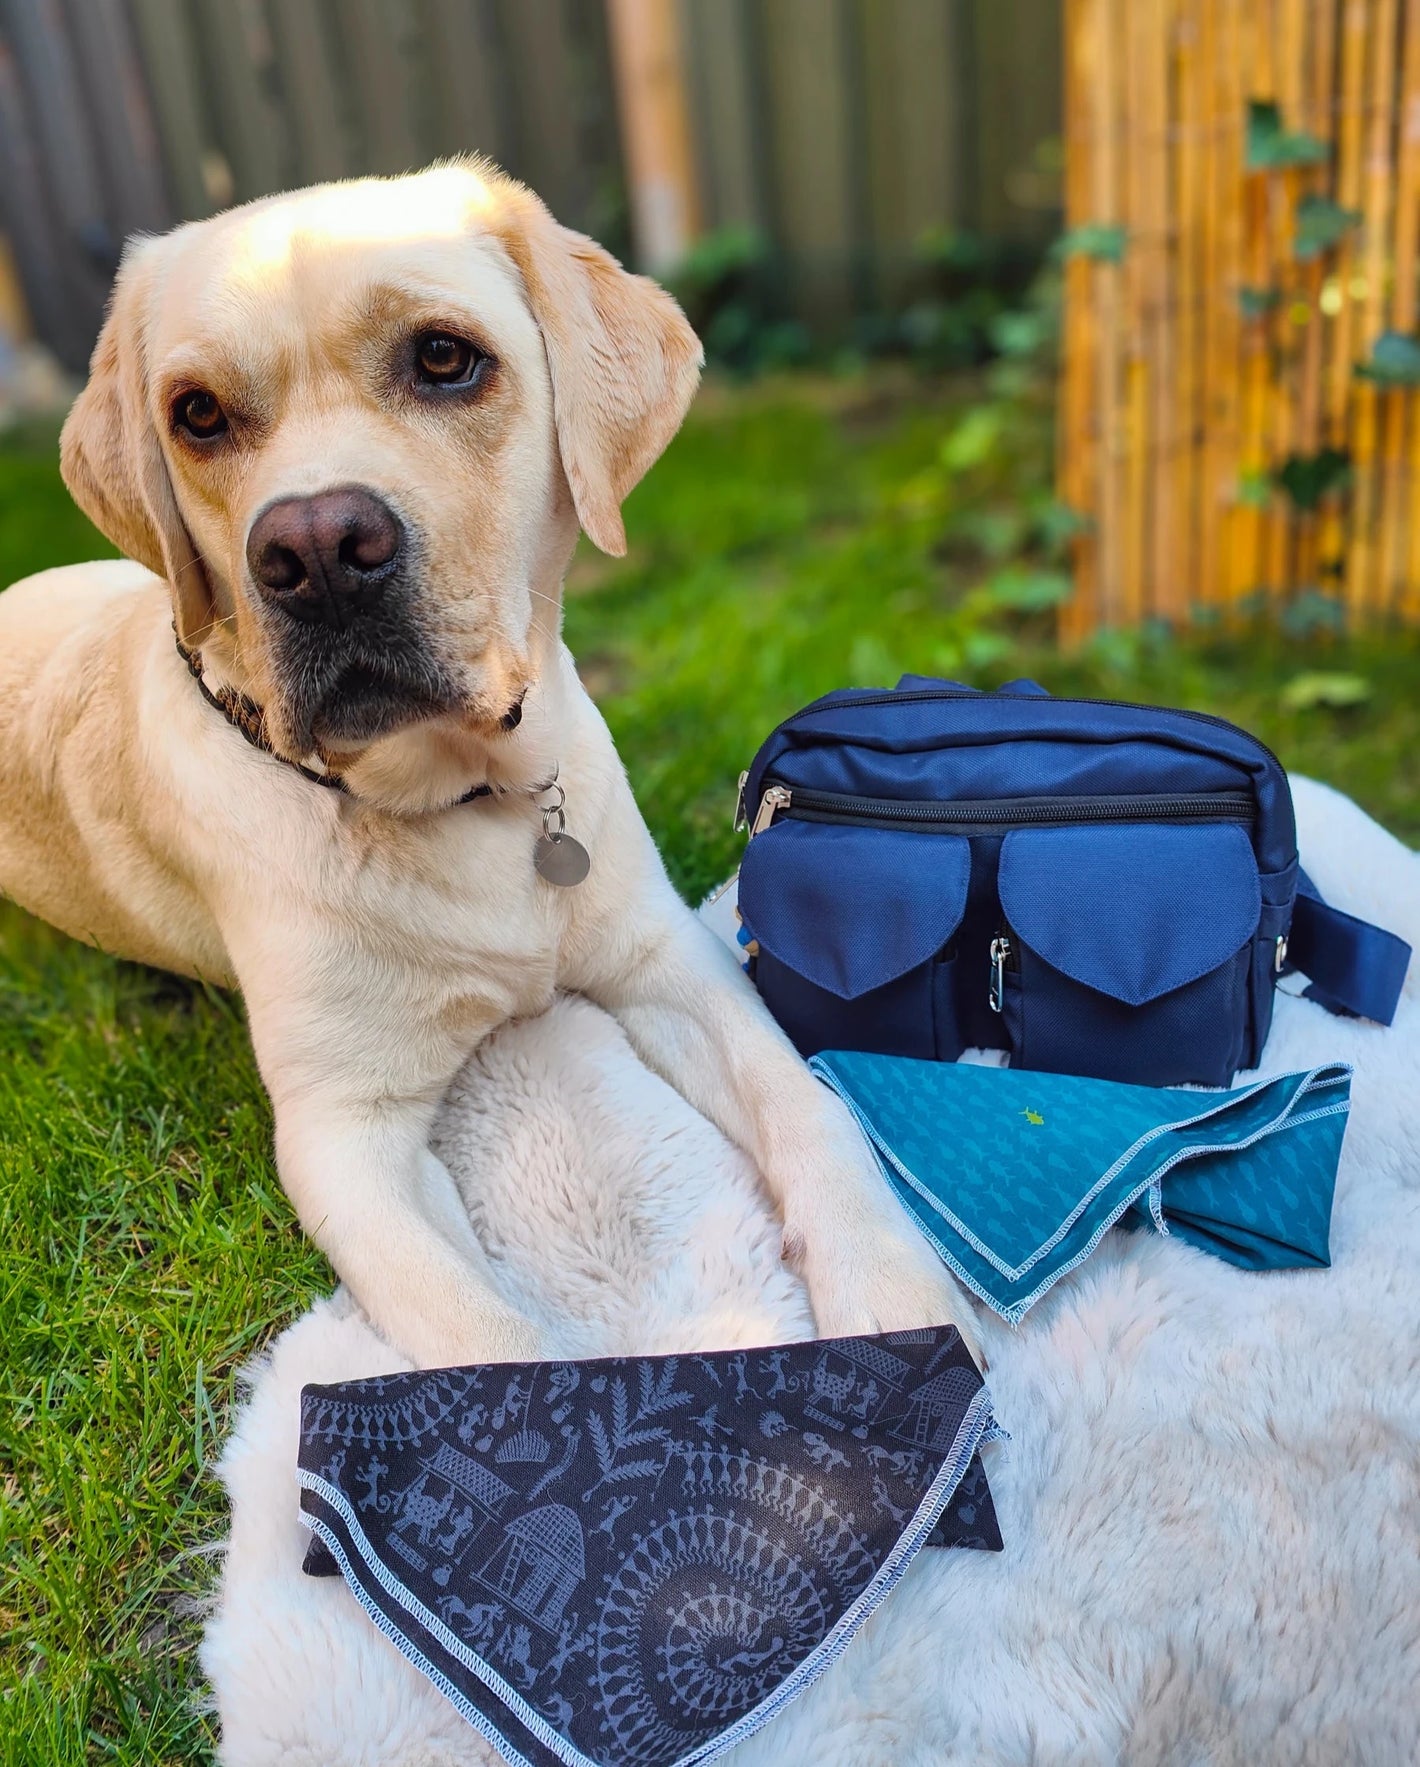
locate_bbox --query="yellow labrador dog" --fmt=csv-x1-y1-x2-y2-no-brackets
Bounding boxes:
0,161,978,1370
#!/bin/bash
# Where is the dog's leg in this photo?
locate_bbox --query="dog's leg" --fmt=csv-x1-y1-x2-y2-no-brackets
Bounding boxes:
565,843,983,1364
269,1093,544,1369
225,920,546,1368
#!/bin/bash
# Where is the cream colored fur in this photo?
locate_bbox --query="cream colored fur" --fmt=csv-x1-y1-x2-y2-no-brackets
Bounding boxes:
0,162,980,1375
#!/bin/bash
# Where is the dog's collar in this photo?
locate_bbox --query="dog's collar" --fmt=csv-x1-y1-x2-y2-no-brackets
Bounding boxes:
175,635,494,807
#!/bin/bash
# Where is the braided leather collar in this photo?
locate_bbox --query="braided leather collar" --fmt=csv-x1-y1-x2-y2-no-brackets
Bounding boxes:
175,635,493,806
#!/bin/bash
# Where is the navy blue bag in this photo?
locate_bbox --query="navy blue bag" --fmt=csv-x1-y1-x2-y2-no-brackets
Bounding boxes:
736,678,1411,1088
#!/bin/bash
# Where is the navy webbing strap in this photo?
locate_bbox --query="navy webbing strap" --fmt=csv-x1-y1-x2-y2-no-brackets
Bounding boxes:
1286,870,1412,1026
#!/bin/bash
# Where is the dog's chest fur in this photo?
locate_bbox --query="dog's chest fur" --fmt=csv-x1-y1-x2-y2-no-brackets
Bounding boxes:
322,795,567,1034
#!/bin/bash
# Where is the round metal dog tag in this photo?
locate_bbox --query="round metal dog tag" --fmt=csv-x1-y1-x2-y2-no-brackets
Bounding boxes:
534,831,591,886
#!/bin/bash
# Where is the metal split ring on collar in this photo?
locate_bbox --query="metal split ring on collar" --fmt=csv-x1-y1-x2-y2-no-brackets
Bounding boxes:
536,777,568,842
530,769,591,886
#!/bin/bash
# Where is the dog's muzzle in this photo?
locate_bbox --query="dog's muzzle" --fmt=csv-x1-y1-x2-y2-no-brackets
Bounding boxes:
246,487,466,751
247,486,403,629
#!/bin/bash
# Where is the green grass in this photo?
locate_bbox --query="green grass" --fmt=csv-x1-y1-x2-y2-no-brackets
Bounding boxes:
2,377,1418,1763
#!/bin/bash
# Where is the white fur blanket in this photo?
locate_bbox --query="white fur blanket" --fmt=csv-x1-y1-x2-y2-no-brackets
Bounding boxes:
202,778,1420,1766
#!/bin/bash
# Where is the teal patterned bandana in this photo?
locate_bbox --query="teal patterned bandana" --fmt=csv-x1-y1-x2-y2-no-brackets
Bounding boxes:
809,1053,1351,1324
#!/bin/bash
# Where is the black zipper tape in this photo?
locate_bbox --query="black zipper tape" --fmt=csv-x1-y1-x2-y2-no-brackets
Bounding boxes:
762,785,1256,836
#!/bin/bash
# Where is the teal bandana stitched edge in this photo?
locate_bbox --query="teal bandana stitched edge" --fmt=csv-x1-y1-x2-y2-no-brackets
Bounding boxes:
809,1053,1352,1325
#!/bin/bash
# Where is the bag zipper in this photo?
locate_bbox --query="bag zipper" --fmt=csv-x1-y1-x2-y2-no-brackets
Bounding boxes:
749,783,1256,837
988,934,1014,1013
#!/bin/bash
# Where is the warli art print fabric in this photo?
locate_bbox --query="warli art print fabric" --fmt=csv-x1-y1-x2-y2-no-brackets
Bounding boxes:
297,1328,1000,1767
810,1051,1351,1323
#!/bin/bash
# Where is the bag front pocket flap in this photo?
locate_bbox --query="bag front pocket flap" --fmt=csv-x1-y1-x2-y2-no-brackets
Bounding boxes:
998,822,1261,1006
739,821,970,999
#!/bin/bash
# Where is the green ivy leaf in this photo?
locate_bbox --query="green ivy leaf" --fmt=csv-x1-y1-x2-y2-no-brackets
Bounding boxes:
1294,194,1361,260
1086,627,1143,672
1033,498,1092,553
962,631,1014,669
1280,672,1372,710
1246,99,1329,170
1239,285,1282,319
939,405,1005,472
985,568,1073,612
966,507,1030,562
1273,447,1351,509
1237,469,1273,508
1055,224,1127,263
1280,589,1346,637
988,309,1050,357
847,633,900,686
1354,330,1420,385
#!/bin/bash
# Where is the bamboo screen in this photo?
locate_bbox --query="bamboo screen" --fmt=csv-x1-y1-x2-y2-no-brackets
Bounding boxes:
1059,0,1420,636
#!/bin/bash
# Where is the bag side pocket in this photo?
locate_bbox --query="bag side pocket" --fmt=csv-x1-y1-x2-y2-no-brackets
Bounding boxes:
739,821,972,1060
996,822,1262,1086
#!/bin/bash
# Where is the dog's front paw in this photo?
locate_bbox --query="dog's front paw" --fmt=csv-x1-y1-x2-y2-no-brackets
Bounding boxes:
789,1210,985,1372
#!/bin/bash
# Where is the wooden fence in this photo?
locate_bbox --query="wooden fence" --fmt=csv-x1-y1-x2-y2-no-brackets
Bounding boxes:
1060,0,1420,635
678,0,1061,323
0,0,1060,373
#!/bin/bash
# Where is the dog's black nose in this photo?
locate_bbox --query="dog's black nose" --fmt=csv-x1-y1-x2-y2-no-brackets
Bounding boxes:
247,488,402,625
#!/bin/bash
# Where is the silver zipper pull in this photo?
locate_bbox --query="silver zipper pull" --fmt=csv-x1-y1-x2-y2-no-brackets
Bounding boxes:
734,770,750,831
989,934,1013,1012
750,784,792,837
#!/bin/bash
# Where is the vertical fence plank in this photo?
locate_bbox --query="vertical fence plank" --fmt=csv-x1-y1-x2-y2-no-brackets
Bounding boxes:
0,0,116,356
495,0,587,225
190,0,292,200
1209,0,1244,607
342,0,431,175
859,0,964,308
0,26,93,367
1140,0,1172,620
1348,0,1398,616
1059,0,1097,640
1401,1,1420,613
1379,1,1419,611
1291,0,1337,597
2,0,107,238
606,0,700,270
1195,0,1222,611
757,0,858,329
1314,0,1365,587
1119,0,1146,622
126,0,213,219
416,0,510,164
1175,0,1200,618
972,0,1063,242
1265,0,1304,600
265,0,355,185
1328,0,1369,442
679,0,764,234
62,0,171,236
1094,0,1125,625
1232,1,1271,604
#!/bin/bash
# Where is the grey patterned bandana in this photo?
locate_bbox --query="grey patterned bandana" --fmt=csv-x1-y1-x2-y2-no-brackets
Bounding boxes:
298,1328,1001,1767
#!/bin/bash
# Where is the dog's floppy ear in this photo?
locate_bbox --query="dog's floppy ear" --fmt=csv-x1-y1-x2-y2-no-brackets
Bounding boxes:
60,237,214,642
492,182,703,556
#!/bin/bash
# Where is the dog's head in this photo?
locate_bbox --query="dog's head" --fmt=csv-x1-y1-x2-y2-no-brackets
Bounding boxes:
60,162,701,797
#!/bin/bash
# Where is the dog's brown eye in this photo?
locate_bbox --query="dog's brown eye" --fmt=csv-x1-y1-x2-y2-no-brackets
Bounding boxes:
414,332,483,387
174,389,228,440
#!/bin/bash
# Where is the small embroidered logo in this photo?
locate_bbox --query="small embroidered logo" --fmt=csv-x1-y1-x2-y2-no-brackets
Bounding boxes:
1020,1108,1045,1126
